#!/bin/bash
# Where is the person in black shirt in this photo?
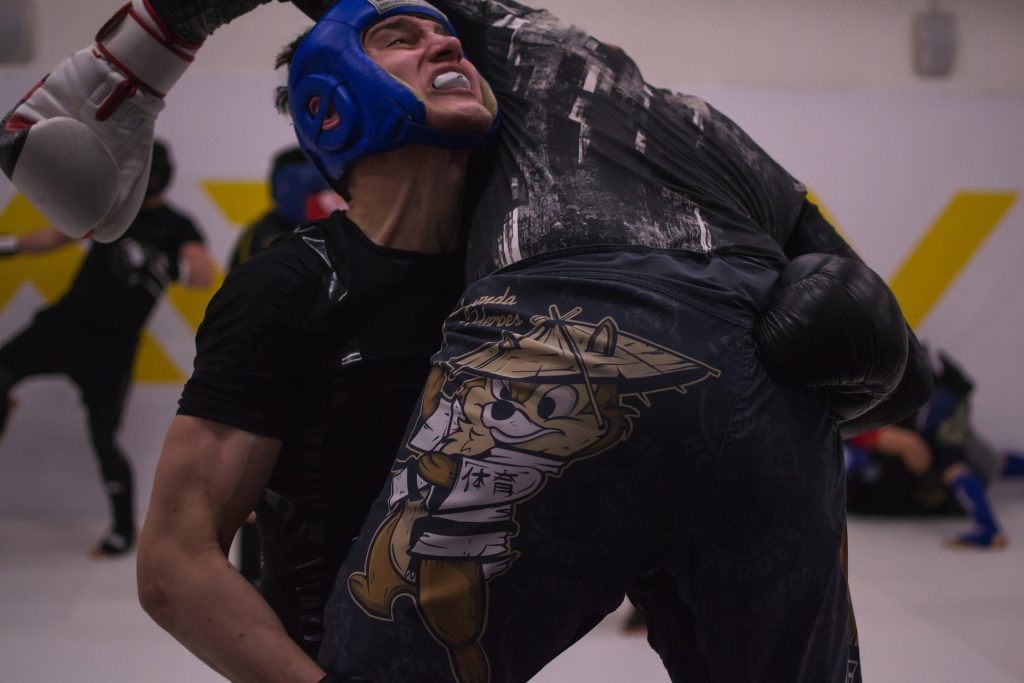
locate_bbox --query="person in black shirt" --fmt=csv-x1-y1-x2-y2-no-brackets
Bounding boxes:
0,140,214,556
133,10,495,678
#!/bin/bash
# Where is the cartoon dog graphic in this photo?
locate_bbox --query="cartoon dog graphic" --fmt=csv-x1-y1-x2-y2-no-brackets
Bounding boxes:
348,306,719,683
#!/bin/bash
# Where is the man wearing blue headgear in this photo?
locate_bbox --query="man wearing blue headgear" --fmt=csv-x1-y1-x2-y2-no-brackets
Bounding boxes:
4,0,929,681
129,3,499,683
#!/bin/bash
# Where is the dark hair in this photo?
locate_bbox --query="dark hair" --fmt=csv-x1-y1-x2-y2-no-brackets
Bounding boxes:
273,30,310,116
272,29,357,200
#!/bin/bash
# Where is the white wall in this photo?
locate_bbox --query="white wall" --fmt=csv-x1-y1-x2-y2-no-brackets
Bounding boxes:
0,1,1022,518
16,0,1024,92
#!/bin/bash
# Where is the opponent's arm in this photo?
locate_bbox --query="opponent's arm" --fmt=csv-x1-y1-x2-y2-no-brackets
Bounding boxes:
755,252,933,436
763,201,934,435
137,414,326,683
0,0,315,243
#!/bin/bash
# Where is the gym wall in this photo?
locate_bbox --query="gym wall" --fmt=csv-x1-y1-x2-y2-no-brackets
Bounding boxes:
0,0,1021,517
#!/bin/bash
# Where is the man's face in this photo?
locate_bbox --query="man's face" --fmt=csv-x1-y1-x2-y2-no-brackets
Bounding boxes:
362,14,494,134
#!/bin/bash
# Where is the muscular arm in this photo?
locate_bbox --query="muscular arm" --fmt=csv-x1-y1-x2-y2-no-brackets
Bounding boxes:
137,414,325,683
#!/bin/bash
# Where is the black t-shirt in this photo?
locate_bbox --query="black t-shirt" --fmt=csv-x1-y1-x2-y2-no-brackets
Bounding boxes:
432,0,855,282
55,204,204,333
177,212,464,651
227,210,295,274
178,211,464,440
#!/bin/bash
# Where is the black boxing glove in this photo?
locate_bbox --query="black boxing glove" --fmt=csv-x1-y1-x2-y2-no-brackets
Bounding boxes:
839,329,932,438
754,253,913,426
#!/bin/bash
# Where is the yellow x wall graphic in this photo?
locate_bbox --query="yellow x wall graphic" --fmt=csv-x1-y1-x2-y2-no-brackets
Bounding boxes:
0,187,1018,383
0,181,271,383
888,193,1018,329
805,190,1019,327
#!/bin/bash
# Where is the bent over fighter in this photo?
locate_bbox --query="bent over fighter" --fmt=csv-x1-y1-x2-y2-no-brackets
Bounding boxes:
1,0,930,681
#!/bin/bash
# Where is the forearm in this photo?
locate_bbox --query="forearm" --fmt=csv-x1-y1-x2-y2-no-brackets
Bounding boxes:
139,416,314,682
140,542,323,683
2,227,74,255
146,0,275,43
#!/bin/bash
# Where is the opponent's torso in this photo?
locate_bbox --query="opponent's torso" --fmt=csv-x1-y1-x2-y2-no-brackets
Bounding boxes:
437,0,803,281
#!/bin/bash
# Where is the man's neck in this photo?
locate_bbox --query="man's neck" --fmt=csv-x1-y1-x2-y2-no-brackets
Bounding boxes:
345,145,470,254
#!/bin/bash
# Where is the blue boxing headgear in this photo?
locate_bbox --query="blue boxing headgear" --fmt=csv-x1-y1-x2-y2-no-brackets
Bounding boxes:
270,148,330,225
287,0,499,188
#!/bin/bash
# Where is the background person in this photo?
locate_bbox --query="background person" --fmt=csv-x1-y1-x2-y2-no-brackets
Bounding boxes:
846,350,1024,549
0,140,214,556
227,145,344,272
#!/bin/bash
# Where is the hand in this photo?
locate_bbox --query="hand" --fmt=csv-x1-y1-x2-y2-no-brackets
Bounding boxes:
0,0,199,242
755,253,909,421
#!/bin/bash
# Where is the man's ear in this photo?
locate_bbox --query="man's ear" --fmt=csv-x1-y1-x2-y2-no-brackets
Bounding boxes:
309,95,341,131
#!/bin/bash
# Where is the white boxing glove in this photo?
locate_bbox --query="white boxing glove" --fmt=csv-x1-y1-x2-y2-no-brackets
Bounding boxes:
0,0,200,242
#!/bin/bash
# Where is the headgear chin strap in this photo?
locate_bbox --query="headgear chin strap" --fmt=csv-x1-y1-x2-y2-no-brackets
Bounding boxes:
288,0,499,187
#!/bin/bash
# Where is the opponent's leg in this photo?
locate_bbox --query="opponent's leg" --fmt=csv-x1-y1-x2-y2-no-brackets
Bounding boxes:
637,280,851,682
322,250,786,682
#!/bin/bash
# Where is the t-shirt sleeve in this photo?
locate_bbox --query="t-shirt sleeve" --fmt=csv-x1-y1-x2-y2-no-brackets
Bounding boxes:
177,246,332,438
163,209,206,282
782,198,861,262
174,214,204,245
